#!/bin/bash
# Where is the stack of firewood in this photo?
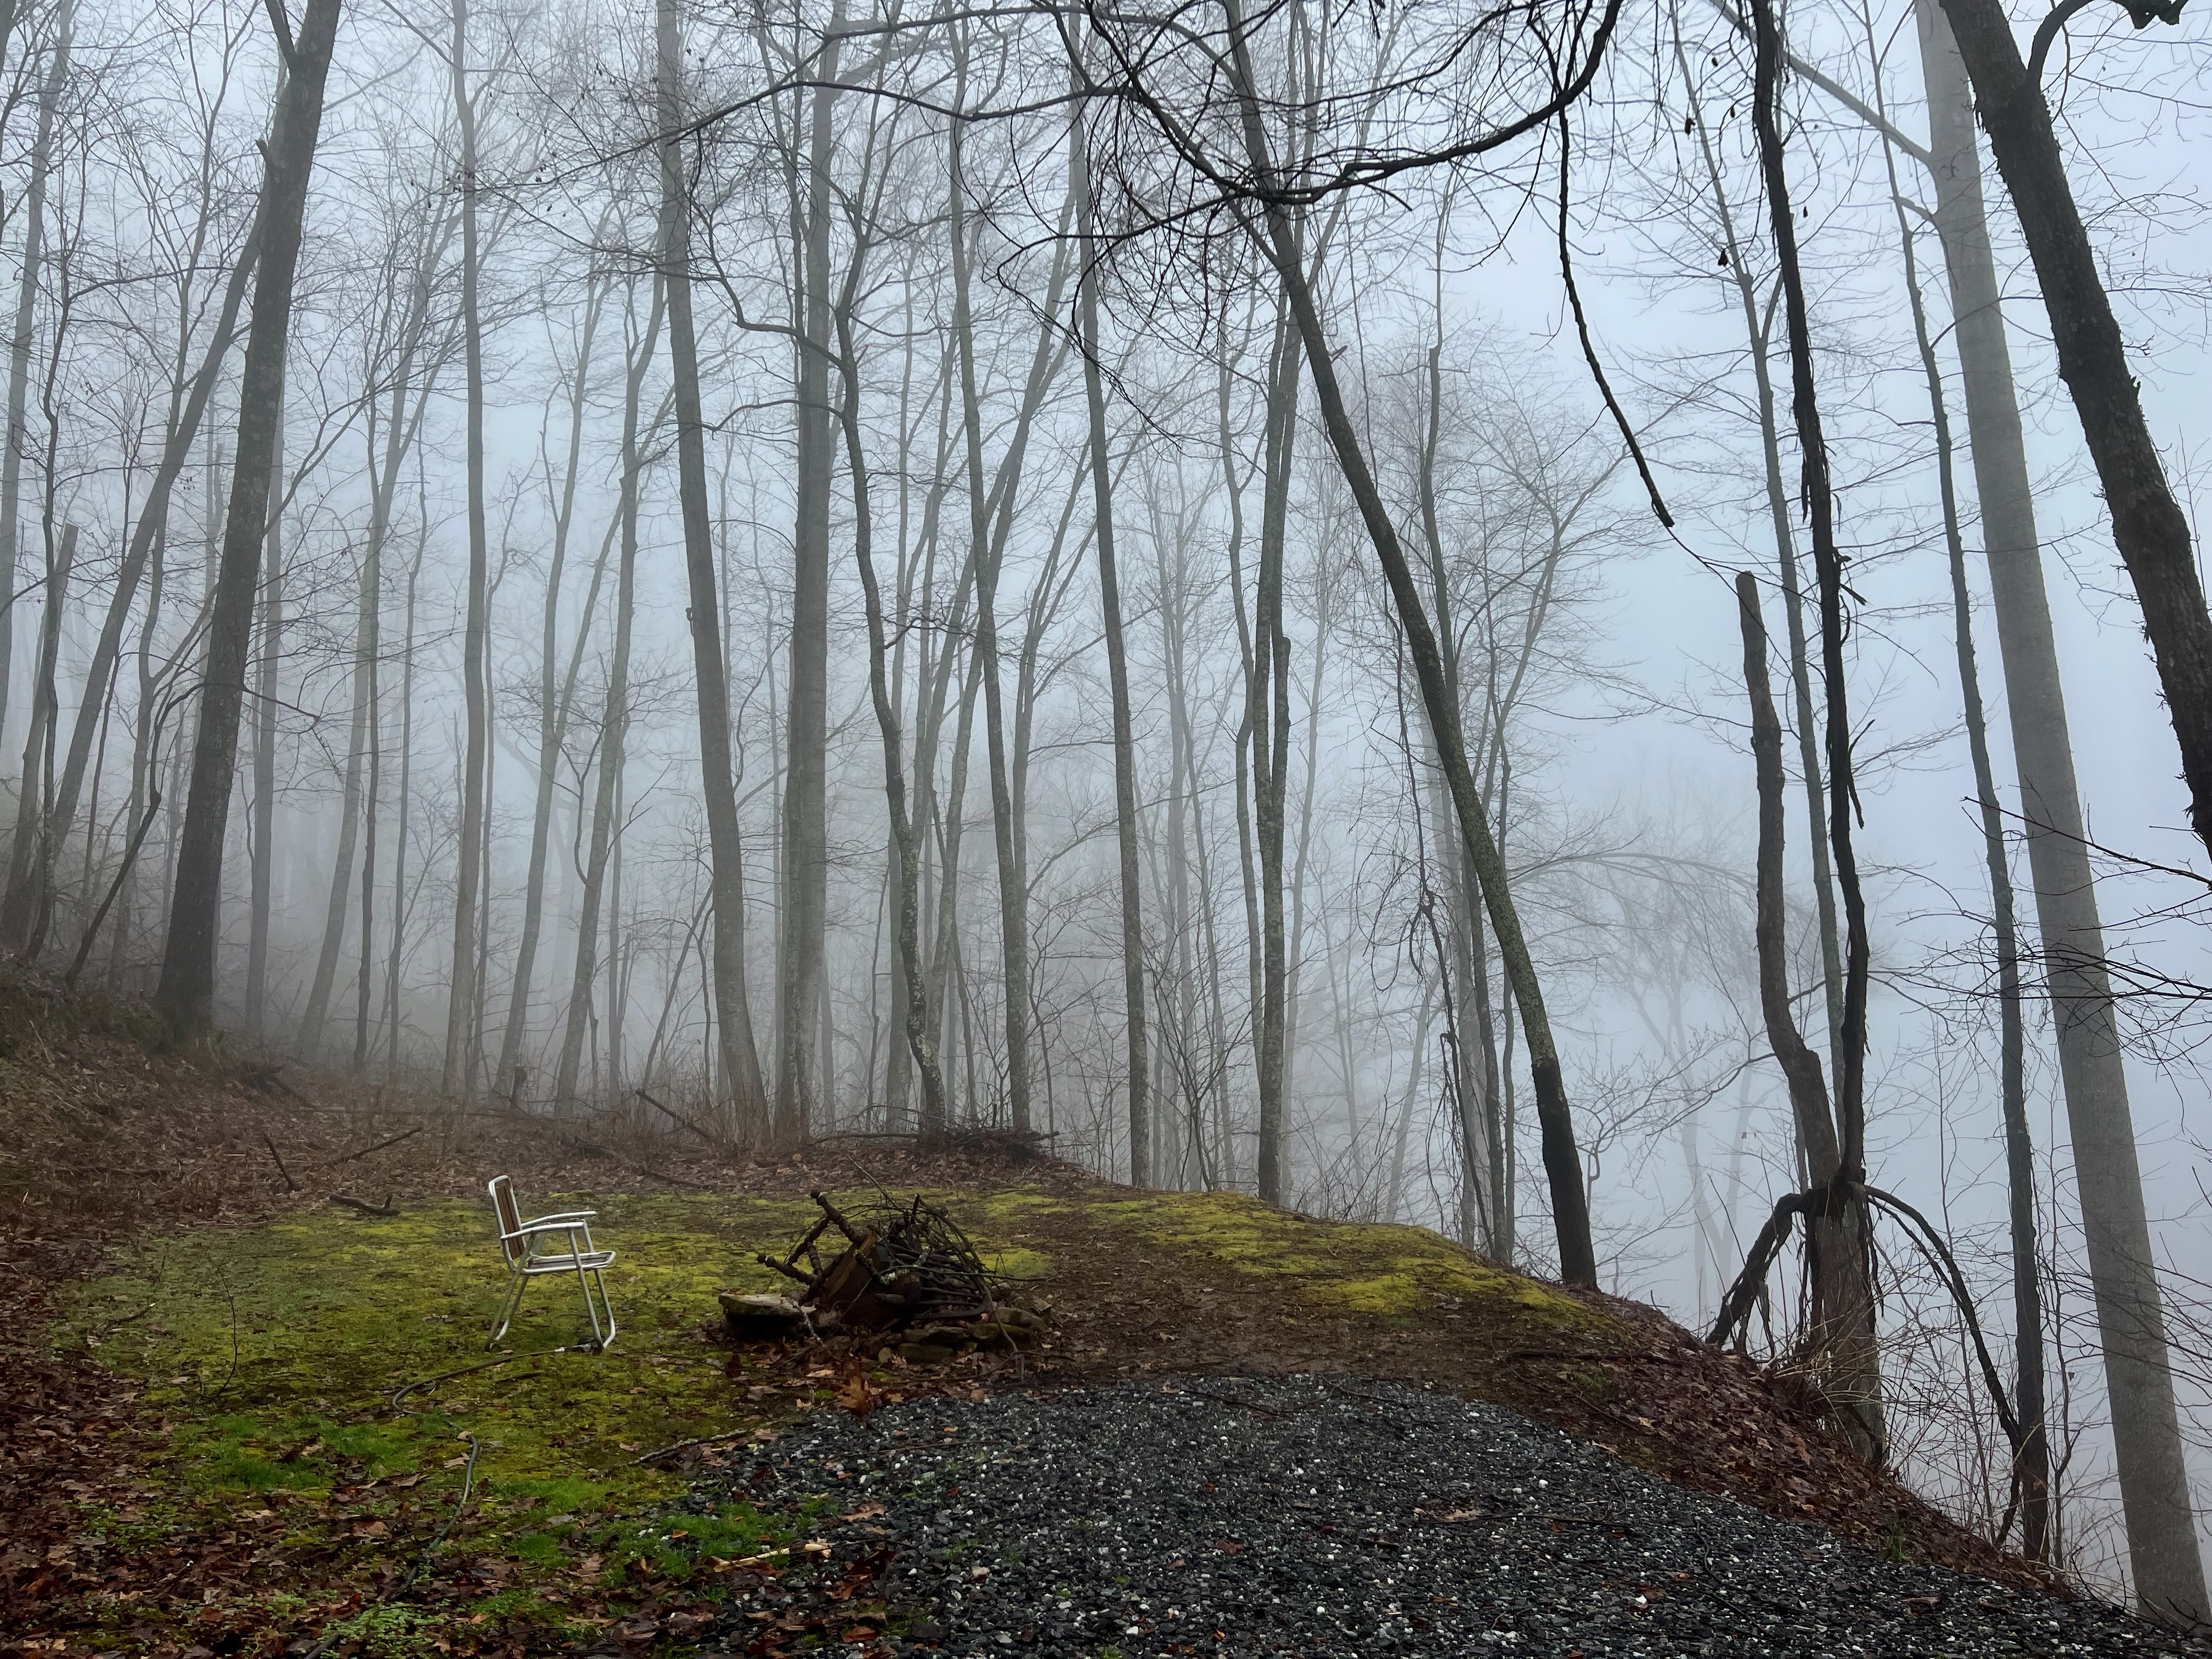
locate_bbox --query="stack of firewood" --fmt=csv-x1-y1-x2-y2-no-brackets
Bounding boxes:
719,1190,1046,1358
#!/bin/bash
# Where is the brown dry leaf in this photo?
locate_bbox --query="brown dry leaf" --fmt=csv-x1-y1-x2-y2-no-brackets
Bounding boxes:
836,1365,877,1418
841,1503,887,1521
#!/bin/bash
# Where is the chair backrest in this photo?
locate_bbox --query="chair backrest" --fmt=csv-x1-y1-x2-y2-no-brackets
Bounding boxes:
488,1175,526,1265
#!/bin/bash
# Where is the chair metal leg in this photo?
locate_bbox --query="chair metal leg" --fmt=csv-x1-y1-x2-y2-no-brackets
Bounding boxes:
487,1270,529,1350
572,1257,616,1352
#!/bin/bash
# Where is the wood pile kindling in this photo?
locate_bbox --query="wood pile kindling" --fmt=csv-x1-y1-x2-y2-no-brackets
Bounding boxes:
720,1189,1046,1362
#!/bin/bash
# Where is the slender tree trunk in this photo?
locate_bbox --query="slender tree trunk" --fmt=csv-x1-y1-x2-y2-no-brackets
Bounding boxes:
155,0,343,1040
442,0,490,1099
353,542,380,1074
1736,573,1886,1459
1671,8,1846,1053
1071,87,1147,1187
1249,306,1300,1204
49,199,261,877
1745,0,1885,1458
8,519,74,953
946,91,1033,1136
244,439,282,1035
0,1,70,770
1917,0,2195,1607
659,0,767,1141
1220,1,1593,1281
556,279,658,1109
499,268,605,1094
385,539,422,1075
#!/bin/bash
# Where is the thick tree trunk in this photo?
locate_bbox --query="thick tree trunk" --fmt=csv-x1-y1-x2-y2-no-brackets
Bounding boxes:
155,0,343,1040
774,15,845,1147
1936,0,2212,873
1882,104,2050,1556
1918,0,2197,1609
659,0,767,1140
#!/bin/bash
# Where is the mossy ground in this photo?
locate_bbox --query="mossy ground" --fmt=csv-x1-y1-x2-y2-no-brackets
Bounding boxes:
1053,1187,1603,1327
46,1182,1638,1652
69,1193,833,1503
56,1193,871,1650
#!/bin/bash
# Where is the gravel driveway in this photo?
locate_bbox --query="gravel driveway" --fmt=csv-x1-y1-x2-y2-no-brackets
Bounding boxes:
699,1374,2203,1657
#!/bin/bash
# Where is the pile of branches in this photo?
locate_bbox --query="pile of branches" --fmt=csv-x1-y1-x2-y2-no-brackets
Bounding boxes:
731,1190,1043,1353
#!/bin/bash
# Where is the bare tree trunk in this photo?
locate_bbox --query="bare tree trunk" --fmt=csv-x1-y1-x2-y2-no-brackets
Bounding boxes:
1220,1,1593,1281
353,538,380,1074
1917,0,2195,1607
385,537,423,1075
659,0,766,1140
555,278,658,1109
243,438,282,1036
49,193,261,890
1252,308,1298,1203
1669,7,1845,1053
1936,0,2212,880
1071,85,1147,1187
832,292,946,1141
155,0,343,1040
498,267,605,1095
442,0,489,1099
774,12,845,1147
1876,92,2050,1556
1736,573,1886,1459
0,1,70,773
8,518,74,953
1743,0,1886,1458
946,87,1032,1136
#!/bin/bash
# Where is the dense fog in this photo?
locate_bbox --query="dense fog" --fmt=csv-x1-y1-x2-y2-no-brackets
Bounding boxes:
4,0,2212,1616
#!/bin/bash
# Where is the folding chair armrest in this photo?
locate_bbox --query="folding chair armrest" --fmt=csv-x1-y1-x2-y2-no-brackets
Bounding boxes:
520,1209,597,1227
507,1217,600,1252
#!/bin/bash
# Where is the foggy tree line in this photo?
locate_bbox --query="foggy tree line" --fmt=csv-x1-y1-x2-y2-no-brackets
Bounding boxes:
2,0,2210,1621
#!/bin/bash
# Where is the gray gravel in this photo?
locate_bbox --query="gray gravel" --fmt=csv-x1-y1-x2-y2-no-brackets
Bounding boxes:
703,1374,2202,1657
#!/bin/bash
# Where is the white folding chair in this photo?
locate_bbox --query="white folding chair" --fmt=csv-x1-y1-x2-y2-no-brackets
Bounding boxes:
486,1175,617,1352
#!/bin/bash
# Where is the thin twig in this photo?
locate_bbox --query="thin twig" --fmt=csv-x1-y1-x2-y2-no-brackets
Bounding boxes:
263,1134,297,1193
326,1125,422,1165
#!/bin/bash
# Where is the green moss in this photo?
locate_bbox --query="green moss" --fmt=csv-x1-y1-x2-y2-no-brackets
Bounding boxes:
66,1192,827,1509
1088,1189,1608,1330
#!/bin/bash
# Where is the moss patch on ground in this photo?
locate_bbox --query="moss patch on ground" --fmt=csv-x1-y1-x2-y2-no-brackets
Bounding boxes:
69,1192,830,1510
56,1192,866,1651
50,1180,1624,1652
1084,1189,1608,1329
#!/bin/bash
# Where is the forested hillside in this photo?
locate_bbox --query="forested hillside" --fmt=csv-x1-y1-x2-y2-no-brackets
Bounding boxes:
2,0,2211,1630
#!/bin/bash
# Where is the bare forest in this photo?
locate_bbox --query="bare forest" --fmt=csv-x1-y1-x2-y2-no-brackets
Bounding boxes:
8,0,2212,1626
